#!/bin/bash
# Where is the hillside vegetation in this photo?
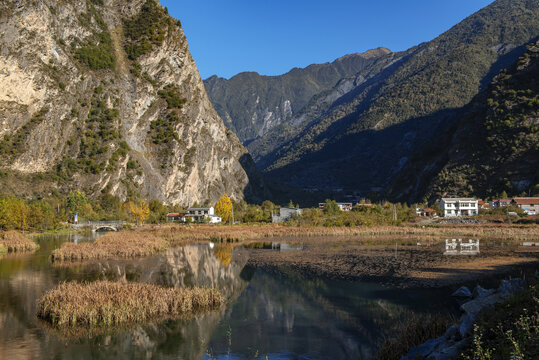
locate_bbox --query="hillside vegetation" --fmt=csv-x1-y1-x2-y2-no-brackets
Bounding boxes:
240,0,539,197
388,40,539,201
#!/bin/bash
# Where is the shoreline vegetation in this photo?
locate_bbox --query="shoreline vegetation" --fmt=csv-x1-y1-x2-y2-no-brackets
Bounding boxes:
0,231,39,254
45,223,539,262
49,223,538,262
37,281,223,329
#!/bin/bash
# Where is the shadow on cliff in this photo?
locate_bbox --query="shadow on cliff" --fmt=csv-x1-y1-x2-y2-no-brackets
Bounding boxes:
239,153,272,204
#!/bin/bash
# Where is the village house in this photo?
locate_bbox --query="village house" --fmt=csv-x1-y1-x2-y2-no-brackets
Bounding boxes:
490,199,512,208
272,207,302,223
440,198,478,217
185,207,222,223
478,200,489,209
166,213,186,222
318,202,353,211
416,208,437,217
512,197,539,215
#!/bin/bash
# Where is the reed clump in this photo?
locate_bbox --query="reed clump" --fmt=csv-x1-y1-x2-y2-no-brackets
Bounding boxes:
374,314,454,360
0,231,39,253
37,280,223,328
51,232,167,261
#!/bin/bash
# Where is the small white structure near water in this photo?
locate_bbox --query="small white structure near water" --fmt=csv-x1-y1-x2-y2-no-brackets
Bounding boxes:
272,207,302,223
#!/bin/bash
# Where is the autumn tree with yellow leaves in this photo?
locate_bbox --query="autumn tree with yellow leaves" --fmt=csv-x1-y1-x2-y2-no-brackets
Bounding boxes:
215,193,232,223
129,199,150,226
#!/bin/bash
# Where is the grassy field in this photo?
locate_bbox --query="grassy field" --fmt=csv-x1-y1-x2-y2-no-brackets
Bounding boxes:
37,281,223,328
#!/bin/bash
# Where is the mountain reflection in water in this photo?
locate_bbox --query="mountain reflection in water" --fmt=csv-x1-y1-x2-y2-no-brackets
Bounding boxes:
0,234,458,360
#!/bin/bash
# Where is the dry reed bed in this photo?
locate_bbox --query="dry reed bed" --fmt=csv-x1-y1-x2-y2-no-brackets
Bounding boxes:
148,224,539,244
0,231,39,253
51,232,168,261
37,280,223,327
51,223,537,262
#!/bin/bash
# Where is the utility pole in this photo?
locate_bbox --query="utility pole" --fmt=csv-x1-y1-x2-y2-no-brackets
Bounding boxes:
393,204,397,221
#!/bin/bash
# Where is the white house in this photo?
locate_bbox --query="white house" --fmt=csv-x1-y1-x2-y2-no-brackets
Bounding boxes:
186,207,221,223
272,207,302,223
440,198,478,217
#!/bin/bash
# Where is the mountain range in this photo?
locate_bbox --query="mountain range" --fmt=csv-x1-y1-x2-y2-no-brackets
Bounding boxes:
205,0,539,202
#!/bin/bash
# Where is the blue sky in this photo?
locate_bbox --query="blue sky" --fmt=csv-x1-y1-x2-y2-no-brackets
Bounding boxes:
160,0,494,79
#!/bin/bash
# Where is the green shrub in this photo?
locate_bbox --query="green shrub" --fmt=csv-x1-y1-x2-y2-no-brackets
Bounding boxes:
123,0,172,60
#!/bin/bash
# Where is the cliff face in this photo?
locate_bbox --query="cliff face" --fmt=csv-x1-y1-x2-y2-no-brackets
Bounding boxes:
0,0,261,205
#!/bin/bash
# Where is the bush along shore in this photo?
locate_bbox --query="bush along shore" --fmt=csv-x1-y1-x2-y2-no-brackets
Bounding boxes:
37,281,224,329
396,278,532,360
0,231,39,253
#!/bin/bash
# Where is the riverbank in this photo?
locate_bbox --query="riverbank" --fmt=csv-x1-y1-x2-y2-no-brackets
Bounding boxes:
46,224,539,287
247,246,537,288
37,281,223,328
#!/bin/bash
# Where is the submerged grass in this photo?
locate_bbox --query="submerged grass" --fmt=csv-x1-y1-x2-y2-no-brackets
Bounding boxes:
0,231,39,253
51,231,168,261
374,314,455,360
37,280,223,328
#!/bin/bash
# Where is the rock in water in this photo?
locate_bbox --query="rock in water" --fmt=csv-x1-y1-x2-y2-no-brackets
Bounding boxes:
452,286,472,297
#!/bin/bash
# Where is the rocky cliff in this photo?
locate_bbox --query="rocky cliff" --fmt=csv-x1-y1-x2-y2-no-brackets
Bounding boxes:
0,0,262,205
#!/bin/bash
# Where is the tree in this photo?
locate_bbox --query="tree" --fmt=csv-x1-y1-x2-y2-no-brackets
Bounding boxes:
323,199,340,215
0,196,28,230
130,199,150,226
215,193,233,223
66,191,90,220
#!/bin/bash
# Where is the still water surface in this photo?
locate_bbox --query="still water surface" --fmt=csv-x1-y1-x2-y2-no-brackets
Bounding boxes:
0,233,459,359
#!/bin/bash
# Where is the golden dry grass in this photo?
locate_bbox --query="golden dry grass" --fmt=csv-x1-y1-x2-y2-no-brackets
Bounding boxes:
0,231,39,253
51,231,167,261
51,223,537,262
147,223,539,243
37,280,223,327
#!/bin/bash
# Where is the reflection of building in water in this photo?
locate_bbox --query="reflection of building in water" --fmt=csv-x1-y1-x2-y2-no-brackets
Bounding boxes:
444,239,480,255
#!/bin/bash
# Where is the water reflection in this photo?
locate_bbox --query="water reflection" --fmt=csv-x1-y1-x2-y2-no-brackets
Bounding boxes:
0,234,459,360
205,268,458,360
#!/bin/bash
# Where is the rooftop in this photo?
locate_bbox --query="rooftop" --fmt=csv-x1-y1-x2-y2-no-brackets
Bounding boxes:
513,197,539,205
441,198,476,202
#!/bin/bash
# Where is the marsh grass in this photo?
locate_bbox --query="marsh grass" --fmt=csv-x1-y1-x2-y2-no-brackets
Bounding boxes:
37,281,223,329
0,231,39,253
51,223,536,262
374,314,455,360
51,231,168,261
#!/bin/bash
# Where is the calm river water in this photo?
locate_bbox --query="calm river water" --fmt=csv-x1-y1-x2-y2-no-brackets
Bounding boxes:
0,233,459,360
